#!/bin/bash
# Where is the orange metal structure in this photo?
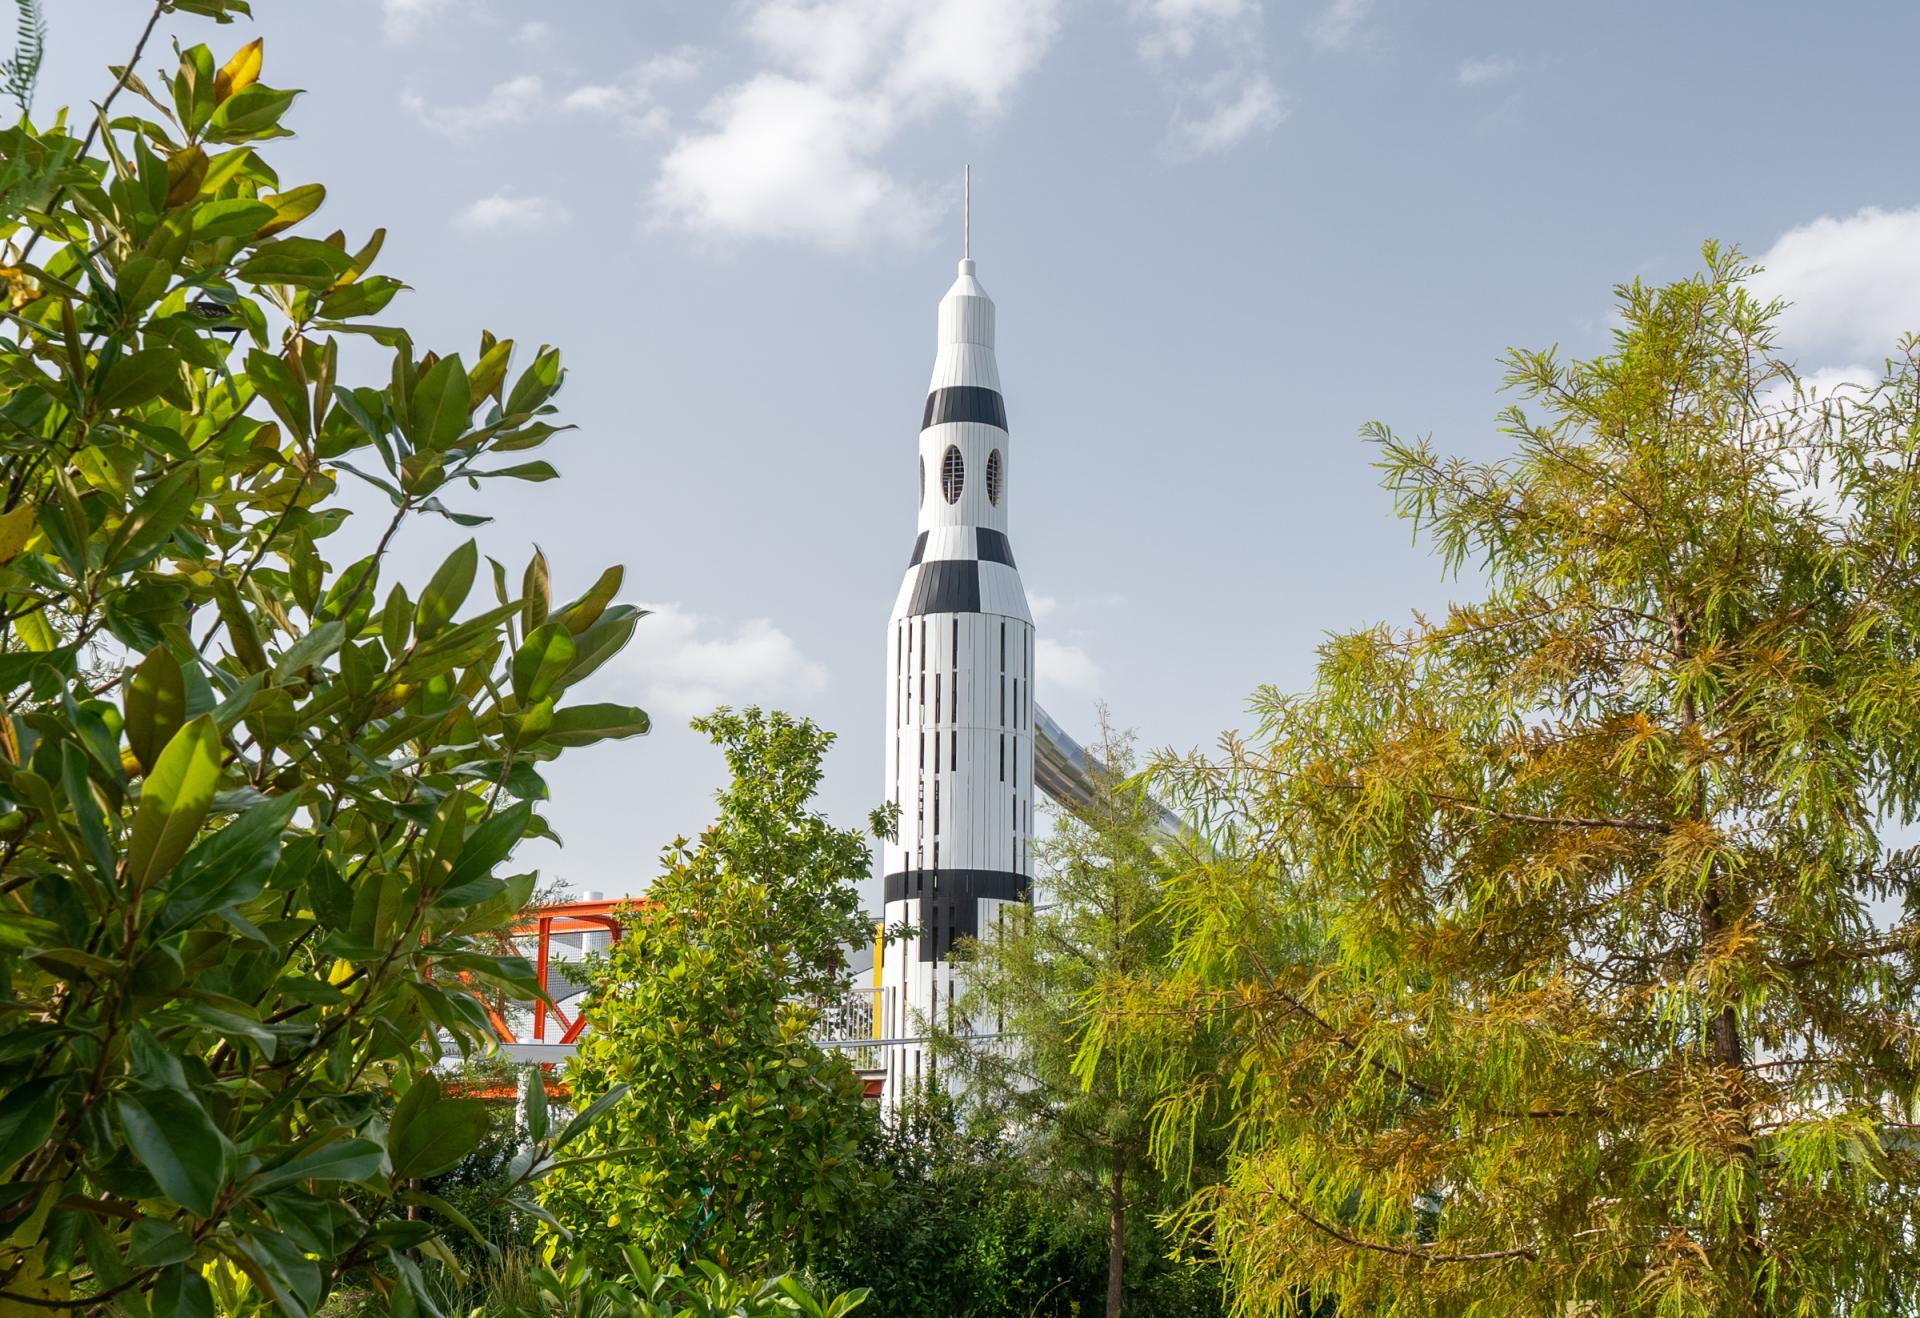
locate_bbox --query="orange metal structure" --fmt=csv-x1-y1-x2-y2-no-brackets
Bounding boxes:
488,898,631,1047
479,898,887,1101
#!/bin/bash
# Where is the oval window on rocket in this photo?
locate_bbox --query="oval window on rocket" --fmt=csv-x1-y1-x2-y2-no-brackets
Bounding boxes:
941,445,964,504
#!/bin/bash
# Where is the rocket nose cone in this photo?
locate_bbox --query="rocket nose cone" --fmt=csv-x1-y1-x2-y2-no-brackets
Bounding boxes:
958,258,975,276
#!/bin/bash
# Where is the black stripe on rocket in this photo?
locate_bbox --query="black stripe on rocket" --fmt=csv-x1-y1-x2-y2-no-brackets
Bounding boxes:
922,386,1007,431
883,868,1030,961
906,528,1015,570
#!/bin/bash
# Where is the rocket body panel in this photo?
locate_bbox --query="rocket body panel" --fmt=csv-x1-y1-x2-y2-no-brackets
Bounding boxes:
880,257,1034,1107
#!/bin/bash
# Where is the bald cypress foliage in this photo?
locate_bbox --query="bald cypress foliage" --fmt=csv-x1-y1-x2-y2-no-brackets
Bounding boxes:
1088,247,1920,1316
936,721,1224,1318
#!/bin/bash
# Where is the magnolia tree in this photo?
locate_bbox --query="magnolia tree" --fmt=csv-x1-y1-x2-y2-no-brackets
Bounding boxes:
0,7,647,1313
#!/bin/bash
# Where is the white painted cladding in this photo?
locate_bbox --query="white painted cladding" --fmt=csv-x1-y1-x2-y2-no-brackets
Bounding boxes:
919,422,1009,535
880,257,1034,1108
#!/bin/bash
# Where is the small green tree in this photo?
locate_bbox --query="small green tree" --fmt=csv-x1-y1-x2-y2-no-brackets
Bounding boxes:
936,717,1218,1318
543,708,883,1274
1094,247,1920,1316
686,705,886,1004
0,10,648,1313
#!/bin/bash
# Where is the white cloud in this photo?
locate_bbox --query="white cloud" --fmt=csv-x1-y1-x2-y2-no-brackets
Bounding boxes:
1457,55,1515,86
457,192,572,232
1129,0,1281,157
1027,592,1059,621
653,0,1063,248
1133,0,1262,61
407,51,696,141
1796,363,1880,399
562,48,701,135
1753,206,1920,364
1037,638,1104,700
1310,0,1374,53
657,76,929,249
381,0,452,42
516,21,552,46
614,603,829,719
404,74,545,137
1170,71,1284,156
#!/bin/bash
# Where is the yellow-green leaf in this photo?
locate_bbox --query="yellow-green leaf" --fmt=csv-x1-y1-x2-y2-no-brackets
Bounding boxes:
511,624,574,707
558,564,623,635
213,38,263,103
212,577,268,674
0,505,34,564
409,353,470,451
163,146,207,208
521,548,549,634
252,183,325,240
95,349,188,412
125,715,223,893
14,608,56,653
468,337,513,409
125,646,187,776
414,539,477,641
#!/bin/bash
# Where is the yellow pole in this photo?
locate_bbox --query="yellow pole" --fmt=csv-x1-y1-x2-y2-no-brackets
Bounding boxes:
872,920,884,1039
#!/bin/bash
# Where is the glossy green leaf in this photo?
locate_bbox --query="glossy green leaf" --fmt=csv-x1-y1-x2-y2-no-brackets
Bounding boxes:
388,1082,489,1180
105,467,200,572
160,790,299,931
524,1066,550,1143
245,347,311,440
272,619,344,682
557,564,623,635
95,349,186,411
212,575,268,673
521,547,549,633
255,1137,383,1189
207,84,302,140
127,1217,196,1269
252,182,326,238
0,1078,62,1179
414,537,477,640
61,743,114,880
512,622,574,706
116,1090,230,1216
539,702,650,749
410,351,470,451
125,644,187,775
125,714,223,893
434,800,533,907
318,274,405,320
151,1262,215,1318
479,460,558,482
191,196,277,238
504,344,563,415
116,255,173,316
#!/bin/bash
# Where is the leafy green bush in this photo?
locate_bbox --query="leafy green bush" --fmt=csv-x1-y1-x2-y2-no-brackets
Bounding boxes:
323,1243,870,1318
492,1247,868,1318
0,12,647,1313
810,1093,1224,1318
542,709,883,1275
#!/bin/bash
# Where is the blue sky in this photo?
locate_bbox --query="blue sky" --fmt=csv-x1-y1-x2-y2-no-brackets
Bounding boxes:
40,1,1920,902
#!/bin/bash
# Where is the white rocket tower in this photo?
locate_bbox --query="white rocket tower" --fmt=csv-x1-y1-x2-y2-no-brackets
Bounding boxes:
880,175,1034,1104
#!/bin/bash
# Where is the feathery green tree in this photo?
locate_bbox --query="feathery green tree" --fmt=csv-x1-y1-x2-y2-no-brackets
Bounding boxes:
938,719,1219,1318
1090,247,1920,1316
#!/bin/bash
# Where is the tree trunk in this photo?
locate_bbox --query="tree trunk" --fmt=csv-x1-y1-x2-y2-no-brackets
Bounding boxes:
1107,1153,1126,1318
1683,678,1762,1312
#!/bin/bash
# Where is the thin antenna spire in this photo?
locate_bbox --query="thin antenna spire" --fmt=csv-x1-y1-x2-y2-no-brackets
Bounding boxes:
963,164,970,260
